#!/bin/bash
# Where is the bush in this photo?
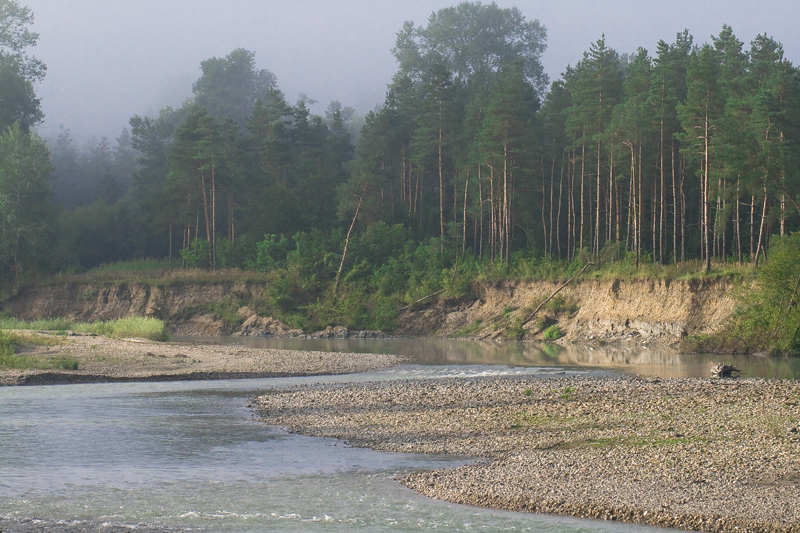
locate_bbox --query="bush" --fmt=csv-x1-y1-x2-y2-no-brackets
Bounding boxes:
249,234,290,272
180,239,212,269
543,324,563,341
700,233,800,355
506,318,526,340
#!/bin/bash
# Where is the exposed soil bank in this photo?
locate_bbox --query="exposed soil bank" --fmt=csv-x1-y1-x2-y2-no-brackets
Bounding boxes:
397,277,736,346
254,376,800,532
0,331,406,386
1,278,737,345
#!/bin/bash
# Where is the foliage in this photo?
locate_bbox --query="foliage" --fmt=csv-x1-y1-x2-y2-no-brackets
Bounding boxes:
0,123,54,283
542,324,564,341
393,2,548,93
248,234,290,272
86,258,172,273
192,48,278,128
180,238,212,269
0,352,78,371
506,318,526,340
715,234,800,354
0,0,45,131
6,7,800,350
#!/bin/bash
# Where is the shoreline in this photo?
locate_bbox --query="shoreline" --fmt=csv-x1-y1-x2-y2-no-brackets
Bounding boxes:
254,375,800,532
6,332,800,531
0,332,407,386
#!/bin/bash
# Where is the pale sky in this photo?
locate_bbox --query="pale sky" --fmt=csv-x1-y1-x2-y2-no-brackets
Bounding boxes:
22,0,800,143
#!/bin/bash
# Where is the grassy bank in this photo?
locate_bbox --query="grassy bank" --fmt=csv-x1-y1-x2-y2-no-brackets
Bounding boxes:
0,316,167,341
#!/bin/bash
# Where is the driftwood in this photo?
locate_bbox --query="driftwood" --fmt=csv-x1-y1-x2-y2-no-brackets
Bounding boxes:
711,363,742,378
399,289,446,311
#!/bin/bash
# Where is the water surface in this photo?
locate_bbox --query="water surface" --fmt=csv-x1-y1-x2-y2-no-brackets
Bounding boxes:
0,367,667,532
182,336,800,379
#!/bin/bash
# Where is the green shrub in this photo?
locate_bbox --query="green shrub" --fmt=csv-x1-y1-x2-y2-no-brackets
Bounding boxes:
506,318,526,340
249,234,290,272
702,233,800,354
106,317,167,341
542,324,563,341
180,238,212,269
455,319,483,337
0,317,72,331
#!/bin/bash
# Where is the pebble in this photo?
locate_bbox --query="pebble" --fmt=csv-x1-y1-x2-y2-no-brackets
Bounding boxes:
254,376,800,532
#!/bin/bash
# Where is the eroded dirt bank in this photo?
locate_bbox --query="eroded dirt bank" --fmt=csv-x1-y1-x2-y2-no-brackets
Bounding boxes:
396,277,736,346
1,278,737,344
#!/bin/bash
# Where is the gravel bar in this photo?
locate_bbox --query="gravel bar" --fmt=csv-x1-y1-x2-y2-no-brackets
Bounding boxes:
253,376,800,532
0,332,406,385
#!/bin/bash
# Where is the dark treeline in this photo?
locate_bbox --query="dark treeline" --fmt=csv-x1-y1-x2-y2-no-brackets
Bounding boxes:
3,1,800,291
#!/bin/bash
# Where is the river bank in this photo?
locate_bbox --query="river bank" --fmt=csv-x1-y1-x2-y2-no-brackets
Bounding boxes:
1,277,737,346
254,376,800,532
0,331,406,385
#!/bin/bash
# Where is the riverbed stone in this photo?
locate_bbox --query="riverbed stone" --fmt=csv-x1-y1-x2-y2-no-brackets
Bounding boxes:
254,376,800,532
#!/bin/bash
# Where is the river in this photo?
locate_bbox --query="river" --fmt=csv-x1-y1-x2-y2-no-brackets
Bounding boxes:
3,337,795,532
187,336,800,379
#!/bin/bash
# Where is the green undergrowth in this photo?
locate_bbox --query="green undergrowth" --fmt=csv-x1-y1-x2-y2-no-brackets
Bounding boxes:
8,226,761,335
0,317,167,341
682,233,800,355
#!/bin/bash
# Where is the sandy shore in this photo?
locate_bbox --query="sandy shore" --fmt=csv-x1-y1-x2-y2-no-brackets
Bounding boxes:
0,331,406,386
254,376,800,532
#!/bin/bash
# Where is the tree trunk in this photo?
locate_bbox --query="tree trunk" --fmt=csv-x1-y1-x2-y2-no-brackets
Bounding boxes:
754,187,769,267
334,183,367,296
557,151,565,259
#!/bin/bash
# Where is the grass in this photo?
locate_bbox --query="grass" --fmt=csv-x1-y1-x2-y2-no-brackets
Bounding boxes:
0,353,79,370
0,317,167,341
454,319,483,337
0,330,78,370
41,266,272,286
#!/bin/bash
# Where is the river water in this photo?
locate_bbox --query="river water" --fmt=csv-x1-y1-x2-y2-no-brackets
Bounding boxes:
194,336,800,380
3,337,794,532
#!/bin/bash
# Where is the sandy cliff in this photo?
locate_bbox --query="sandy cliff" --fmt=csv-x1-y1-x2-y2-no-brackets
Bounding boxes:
1,278,737,344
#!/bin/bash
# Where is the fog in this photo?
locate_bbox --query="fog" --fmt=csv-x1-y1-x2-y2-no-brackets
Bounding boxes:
23,0,800,143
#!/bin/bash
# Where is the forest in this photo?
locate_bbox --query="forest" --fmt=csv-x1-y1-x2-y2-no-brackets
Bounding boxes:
2,1,800,337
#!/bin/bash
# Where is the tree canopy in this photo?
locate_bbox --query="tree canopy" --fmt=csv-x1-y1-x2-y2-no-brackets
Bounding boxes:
392,1,548,94
0,0,43,131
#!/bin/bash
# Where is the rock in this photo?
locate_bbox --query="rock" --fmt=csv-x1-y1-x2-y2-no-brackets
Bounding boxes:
233,308,303,337
710,362,741,378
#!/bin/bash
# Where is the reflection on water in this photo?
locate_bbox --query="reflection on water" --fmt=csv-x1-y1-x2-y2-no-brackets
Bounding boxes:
179,336,800,380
